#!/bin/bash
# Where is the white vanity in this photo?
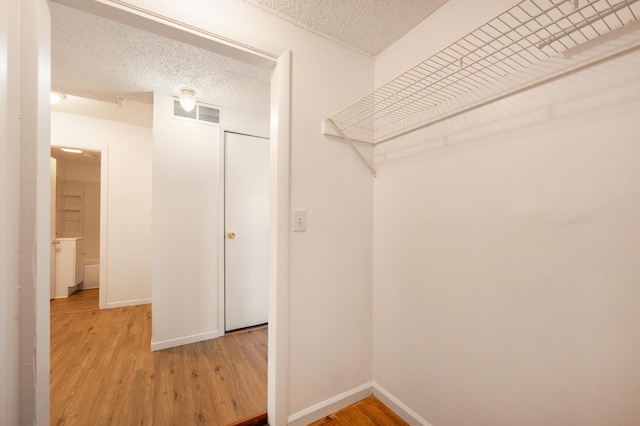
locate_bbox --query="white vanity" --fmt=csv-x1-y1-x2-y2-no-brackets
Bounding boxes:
54,237,84,298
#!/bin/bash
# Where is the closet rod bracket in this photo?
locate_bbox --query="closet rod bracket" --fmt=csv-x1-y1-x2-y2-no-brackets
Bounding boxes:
325,118,376,176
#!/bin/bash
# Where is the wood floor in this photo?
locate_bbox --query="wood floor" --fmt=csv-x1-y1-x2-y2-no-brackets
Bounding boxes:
50,289,267,425
51,289,406,425
309,397,408,426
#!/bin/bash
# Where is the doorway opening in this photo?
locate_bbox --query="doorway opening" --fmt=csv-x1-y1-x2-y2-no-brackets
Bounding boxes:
46,1,290,423
43,3,291,424
50,146,102,303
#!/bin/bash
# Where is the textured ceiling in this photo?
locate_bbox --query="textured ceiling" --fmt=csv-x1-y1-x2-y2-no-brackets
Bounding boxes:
51,1,448,115
51,2,272,114
240,0,448,55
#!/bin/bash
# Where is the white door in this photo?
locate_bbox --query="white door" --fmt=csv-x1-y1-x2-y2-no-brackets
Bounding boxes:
224,132,269,331
50,157,57,300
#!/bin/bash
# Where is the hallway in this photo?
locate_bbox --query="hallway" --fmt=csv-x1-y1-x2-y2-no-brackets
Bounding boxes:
50,290,267,425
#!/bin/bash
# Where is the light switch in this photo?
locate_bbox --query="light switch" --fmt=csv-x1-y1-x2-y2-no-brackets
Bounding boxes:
293,209,306,232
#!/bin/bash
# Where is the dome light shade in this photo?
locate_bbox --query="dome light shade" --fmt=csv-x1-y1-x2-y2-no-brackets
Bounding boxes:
179,88,196,112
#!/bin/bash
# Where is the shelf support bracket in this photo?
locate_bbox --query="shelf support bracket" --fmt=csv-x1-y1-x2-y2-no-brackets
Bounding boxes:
326,118,377,176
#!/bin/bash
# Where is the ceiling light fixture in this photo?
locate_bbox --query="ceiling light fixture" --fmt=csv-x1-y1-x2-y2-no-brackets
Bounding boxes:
179,88,197,112
50,92,66,104
60,148,83,154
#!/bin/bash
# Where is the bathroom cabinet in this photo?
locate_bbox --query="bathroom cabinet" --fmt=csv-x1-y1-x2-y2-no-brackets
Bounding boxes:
54,237,84,298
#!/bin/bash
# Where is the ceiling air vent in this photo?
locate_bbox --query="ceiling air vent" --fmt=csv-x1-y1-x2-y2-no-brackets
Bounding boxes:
198,105,220,124
173,100,220,124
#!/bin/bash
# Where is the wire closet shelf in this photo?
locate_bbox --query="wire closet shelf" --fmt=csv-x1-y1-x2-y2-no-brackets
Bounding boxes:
325,0,640,146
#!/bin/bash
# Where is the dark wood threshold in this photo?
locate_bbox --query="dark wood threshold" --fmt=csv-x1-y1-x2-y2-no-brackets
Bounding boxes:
225,410,268,426
226,323,268,335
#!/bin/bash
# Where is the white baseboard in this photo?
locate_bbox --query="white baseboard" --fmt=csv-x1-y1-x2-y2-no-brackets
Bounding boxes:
105,298,151,309
150,329,223,352
287,382,373,426
373,383,432,426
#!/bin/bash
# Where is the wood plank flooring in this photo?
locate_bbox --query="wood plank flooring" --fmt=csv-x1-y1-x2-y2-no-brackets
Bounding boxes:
50,287,101,316
50,289,267,425
308,396,408,426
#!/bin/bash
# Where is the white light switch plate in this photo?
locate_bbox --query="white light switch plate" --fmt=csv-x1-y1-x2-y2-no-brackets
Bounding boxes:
293,209,306,232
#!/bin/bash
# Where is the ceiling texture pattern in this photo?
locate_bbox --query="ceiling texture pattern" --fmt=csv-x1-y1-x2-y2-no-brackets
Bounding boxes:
51,2,272,114
240,0,448,55
50,1,449,115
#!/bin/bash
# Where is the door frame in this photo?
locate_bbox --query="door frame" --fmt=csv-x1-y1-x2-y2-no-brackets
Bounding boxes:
50,157,57,300
38,3,292,425
219,128,271,334
49,144,109,309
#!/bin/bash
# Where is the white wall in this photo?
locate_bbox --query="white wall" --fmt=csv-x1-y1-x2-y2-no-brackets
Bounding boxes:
56,160,101,259
151,93,223,349
223,108,270,137
51,108,153,307
8,0,52,423
60,159,101,182
0,0,20,422
373,6,640,424
375,0,517,86
51,94,152,127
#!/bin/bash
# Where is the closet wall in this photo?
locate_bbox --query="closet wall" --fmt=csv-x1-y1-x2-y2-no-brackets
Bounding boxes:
372,1,640,424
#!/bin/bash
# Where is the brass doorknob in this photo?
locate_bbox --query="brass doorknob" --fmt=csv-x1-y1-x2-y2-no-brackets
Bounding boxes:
227,232,236,239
